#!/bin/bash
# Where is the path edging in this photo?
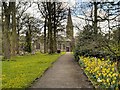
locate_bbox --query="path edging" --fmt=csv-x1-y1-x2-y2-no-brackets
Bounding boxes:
28,53,66,88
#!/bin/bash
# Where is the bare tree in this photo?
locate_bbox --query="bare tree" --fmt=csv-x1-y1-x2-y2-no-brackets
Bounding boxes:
2,2,11,59
16,1,32,54
10,2,17,56
37,2,67,54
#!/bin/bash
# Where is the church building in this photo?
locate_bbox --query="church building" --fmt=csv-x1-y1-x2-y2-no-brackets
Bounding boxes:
57,8,75,52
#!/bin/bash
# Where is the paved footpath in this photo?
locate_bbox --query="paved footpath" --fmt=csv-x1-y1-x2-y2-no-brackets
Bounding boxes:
30,52,93,88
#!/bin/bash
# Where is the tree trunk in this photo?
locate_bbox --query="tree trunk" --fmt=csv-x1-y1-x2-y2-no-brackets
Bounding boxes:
44,16,47,53
47,2,53,54
47,21,49,53
16,29,20,54
93,2,98,35
53,2,57,53
11,2,17,56
3,2,11,59
2,3,4,55
26,24,32,53
16,20,22,54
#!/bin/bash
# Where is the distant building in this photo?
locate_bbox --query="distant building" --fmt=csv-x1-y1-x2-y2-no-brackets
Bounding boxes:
57,8,75,52
19,8,75,53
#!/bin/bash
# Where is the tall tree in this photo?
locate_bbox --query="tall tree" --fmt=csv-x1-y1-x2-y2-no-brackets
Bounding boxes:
2,2,11,59
37,2,48,53
16,1,32,54
93,2,98,35
47,2,53,54
53,2,57,53
44,16,47,53
37,2,67,54
10,2,17,56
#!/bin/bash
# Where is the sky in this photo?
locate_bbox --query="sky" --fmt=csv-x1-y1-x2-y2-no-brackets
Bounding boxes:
0,0,119,36
25,0,78,36
24,0,120,36
70,0,120,35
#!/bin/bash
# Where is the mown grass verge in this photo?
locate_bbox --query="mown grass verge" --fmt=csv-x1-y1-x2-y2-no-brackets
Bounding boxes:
2,52,65,88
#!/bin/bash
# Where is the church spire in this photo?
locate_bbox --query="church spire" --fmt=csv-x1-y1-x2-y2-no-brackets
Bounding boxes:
66,8,73,39
67,8,72,25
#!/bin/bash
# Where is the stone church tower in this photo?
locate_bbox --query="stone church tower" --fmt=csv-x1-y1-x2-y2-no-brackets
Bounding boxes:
66,8,74,51
66,8,73,39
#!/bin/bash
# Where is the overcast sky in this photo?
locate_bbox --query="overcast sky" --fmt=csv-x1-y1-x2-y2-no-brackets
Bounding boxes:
0,0,119,36
25,0,119,36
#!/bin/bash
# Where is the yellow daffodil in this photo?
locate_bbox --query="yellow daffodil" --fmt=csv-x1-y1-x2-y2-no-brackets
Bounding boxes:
80,56,118,88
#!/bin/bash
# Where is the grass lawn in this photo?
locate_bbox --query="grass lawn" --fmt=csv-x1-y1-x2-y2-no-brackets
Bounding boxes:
2,52,65,88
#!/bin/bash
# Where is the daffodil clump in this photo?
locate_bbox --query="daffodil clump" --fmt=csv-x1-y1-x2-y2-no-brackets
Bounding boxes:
79,56,119,88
